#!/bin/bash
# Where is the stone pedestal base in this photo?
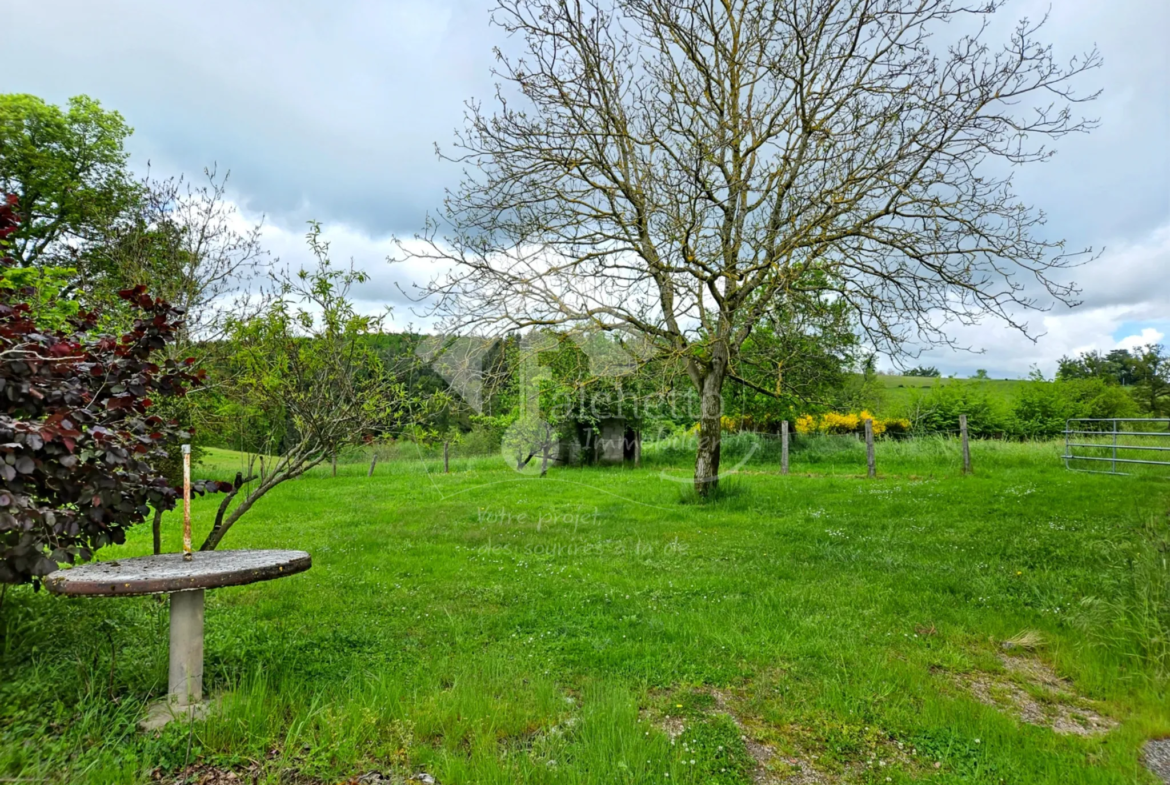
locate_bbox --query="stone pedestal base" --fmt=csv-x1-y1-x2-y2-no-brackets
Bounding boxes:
140,699,210,732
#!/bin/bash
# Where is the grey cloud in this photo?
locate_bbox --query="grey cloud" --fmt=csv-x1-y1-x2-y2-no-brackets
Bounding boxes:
5,0,501,236
5,0,1169,375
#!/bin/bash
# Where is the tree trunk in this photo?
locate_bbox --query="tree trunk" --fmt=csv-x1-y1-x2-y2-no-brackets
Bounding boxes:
540,427,550,477
694,364,726,496
151,507,164,555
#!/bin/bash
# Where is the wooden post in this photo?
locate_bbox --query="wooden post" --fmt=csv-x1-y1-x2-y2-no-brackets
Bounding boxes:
368,451,378,477
960,414,972,475
781,420,790,475
444,441,450,473
634,431,642,468
152,507,164,556
181,444,192,560
864,419,876,479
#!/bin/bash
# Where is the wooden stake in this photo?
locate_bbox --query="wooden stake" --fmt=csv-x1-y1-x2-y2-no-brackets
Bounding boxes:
444,441,450,473
960,414,972,475
781,420,790,475
368,451,378,477
864,419,876,479
182,444,192,560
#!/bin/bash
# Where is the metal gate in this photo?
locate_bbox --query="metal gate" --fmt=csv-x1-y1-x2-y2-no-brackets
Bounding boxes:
1063,418,1170,475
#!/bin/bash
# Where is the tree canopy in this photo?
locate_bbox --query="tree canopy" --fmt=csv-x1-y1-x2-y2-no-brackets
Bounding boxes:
0,95,137,273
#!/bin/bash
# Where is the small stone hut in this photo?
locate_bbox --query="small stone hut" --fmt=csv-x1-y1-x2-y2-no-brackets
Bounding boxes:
555,417,641,465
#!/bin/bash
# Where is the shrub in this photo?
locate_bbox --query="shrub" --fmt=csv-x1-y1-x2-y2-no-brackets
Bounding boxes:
1009,378,1138,439
908,381,1007,437
1,200,226,585
1008,383,1075,439
793,411,909,438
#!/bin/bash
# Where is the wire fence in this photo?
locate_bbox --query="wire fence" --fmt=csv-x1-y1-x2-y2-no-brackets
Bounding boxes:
209,417,1170,481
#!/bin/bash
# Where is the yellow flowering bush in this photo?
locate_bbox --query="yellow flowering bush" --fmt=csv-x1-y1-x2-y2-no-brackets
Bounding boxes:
695,412,911,437
794,411,910,438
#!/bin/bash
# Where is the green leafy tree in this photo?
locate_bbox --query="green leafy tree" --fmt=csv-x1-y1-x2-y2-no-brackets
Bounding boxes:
729,291,860,427
1056,348,1139,386
1010,378,1137,438
0,95,137,274
1131,344,1170,417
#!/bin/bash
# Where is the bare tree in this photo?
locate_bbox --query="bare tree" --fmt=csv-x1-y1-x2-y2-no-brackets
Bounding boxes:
92,165,270,346
400,0,1100,494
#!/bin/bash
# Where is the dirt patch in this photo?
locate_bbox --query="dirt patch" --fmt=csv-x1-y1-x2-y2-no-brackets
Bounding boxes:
1144,739,1170,784
756,755,832,785
154,762,265,784
960,654,1116,736
645,688,852,784
154,764,428,785
658,713,686,740
644,685,937,783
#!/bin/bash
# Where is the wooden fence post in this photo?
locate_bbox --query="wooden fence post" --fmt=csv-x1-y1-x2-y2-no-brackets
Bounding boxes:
444,441,450,473
368,451,378,477
781,420,790,475
864,418,876,478
960,414,972,475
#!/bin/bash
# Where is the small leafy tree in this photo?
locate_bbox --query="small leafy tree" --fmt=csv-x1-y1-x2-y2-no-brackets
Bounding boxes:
908,381,1006,437
199,224,416,550
1,196,225,586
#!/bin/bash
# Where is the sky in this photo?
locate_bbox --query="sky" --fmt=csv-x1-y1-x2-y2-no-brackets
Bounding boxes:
5,0,1169,378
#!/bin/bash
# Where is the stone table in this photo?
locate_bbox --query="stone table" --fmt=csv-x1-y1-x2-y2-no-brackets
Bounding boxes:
46,549,311,727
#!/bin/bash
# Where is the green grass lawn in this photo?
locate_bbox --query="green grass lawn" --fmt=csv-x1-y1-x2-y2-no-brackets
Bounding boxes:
2,439,1169,784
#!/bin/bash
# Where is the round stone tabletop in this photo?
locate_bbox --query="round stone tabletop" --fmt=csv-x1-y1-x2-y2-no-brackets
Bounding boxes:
45,549,312,597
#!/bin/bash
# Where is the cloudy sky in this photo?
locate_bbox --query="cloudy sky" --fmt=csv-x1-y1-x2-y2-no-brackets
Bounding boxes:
6,0,1169,378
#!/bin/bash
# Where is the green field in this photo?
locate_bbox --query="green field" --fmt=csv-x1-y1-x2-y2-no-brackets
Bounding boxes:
876,375,1034,415
2,439,1169,784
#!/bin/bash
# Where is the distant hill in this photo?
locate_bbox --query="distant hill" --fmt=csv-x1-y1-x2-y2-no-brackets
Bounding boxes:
876,374,1034,414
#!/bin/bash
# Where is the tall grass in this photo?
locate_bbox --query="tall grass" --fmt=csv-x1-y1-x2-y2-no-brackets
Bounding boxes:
1074,515,1170,681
